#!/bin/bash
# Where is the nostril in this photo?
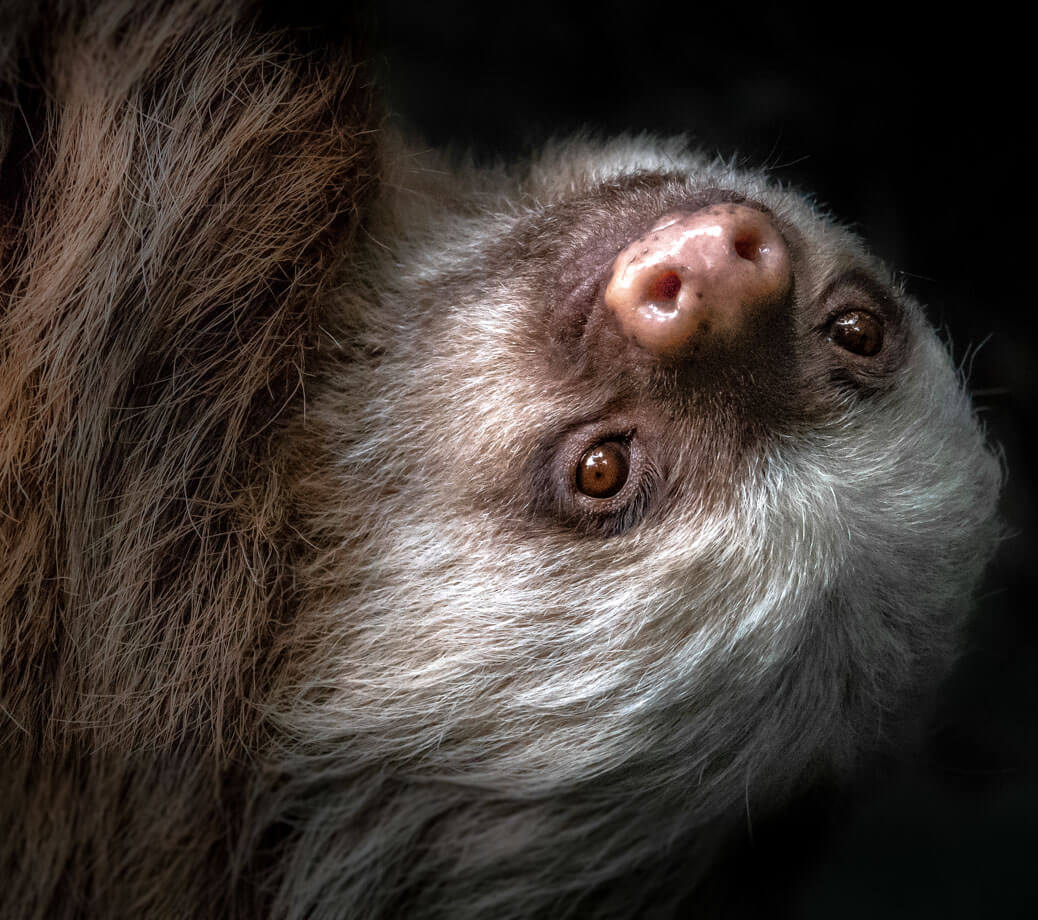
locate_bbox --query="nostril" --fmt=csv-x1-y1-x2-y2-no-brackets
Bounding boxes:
647,271,682,304
733,232,762,262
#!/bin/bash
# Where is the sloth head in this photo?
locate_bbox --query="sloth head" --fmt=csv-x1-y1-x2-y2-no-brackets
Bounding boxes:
285,134,1001,827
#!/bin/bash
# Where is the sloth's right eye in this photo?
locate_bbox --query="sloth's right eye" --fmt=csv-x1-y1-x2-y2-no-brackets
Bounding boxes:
827,308,884,356
576,441,630,498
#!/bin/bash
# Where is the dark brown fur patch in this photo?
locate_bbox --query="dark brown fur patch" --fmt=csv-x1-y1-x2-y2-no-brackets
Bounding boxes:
0,1,377,912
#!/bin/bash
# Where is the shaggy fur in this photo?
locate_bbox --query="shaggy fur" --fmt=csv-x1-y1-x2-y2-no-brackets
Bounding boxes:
0,3,1001,918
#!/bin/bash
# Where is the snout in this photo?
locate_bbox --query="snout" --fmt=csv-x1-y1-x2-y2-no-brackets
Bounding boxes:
603,203,792,356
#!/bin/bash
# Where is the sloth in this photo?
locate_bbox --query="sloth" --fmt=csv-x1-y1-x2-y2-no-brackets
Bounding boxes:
0,2,1001,918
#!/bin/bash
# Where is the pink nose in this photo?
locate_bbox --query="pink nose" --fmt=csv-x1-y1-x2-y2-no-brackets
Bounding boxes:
603,203,792,356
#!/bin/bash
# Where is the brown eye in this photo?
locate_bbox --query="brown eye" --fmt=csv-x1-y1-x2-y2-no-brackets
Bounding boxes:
576,441,630,498
828,309,883,356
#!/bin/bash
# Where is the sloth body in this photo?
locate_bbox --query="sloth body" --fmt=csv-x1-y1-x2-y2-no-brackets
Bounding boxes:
0,3,1001,918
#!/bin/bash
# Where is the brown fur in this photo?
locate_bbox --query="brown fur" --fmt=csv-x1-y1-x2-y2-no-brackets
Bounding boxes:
1,1,376,913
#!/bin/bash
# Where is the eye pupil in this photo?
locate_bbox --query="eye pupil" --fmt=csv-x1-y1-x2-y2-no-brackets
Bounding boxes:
576,441,630,498
829,309,883,356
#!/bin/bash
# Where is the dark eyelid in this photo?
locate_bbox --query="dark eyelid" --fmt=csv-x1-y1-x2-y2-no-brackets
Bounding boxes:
816,269,902,328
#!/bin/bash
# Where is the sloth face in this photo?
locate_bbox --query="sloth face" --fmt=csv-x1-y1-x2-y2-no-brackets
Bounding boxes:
292,136,1000,817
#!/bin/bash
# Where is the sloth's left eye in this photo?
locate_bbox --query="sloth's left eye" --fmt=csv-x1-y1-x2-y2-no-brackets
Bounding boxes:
828,309,883,356
576,440,630,498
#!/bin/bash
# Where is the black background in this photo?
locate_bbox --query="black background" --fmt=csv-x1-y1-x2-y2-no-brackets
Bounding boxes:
283,3,1036,915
